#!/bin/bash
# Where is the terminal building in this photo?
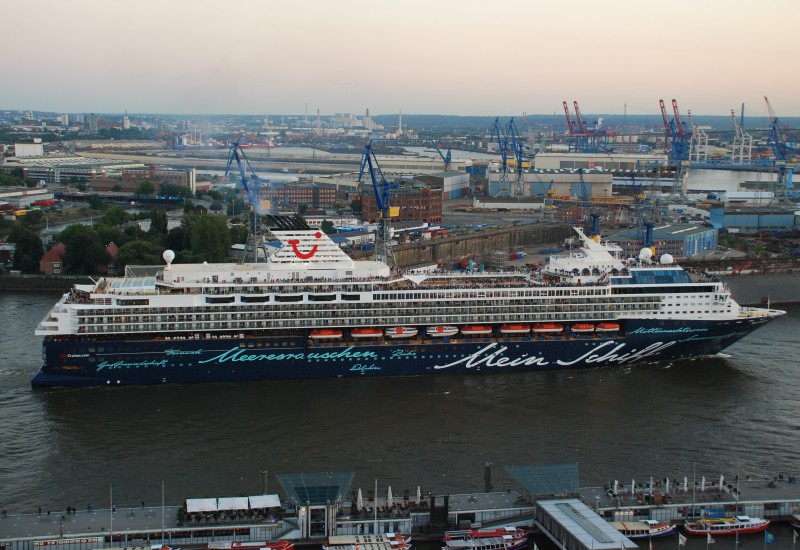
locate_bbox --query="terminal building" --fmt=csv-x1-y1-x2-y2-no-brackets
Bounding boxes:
605,223,719,258
709,206,799,234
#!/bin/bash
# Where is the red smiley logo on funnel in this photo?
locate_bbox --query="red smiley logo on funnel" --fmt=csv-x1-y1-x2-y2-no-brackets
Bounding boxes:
288,231,322,259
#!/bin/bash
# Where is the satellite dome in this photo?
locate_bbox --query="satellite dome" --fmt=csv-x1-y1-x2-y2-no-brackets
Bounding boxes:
639,247,653,261
162,250,175,263
660,253,674,265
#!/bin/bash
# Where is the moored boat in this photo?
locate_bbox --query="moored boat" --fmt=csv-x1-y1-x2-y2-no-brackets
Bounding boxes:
532,323,564,333
309,329,343,340
683,516,769,535
427,326,458,338
570,323,595,333
610,519,676,539
443,527,528,550
499,324,531,335
324,534,411,550
596,322,621,332
460,325,493,336
385,326,418,339
209,541,294,550
351,327,383,339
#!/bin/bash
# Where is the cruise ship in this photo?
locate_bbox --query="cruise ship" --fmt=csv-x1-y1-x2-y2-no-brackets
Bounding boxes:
32,218,784,387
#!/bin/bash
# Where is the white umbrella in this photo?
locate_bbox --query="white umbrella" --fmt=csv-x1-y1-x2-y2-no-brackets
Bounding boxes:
387,486,393,508
357,488,363,511
684,476,688,492
416,485,421,503
701,476,705,492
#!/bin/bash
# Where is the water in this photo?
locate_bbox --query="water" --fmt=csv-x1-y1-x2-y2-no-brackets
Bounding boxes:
1,293,799,517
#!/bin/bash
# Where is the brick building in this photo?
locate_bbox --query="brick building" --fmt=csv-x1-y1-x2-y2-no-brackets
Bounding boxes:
119,165,196,193
265,184,344,209
360,183,442,223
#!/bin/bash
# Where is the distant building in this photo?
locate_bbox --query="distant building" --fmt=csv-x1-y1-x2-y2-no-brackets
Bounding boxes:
414,171,471,200
360,183,442,223
709,207,798,234
39,243,66,275
121,165,196,193
13,143,44,157
606,223,718,258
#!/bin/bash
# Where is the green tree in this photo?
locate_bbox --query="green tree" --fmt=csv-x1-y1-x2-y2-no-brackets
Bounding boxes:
159,183,186,197
148,208,168,236
320,220,335,234
61,225,108,275
99,205,130,227
87,194,105,210
115,240,163,271
230,224,248,244
350,197,362,215
297,202,309,217
190,215,231,262
96,225,124,248
166,226,188,252
8,224,43,273
210,201,224,212
21,210,44,225
136,180,155,196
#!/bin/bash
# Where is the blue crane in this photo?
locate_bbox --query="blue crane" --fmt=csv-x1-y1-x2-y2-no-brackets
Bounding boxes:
765,96,797,162
223,138,272,262
490,117,513,196
432,142,452,171
357,141,399,265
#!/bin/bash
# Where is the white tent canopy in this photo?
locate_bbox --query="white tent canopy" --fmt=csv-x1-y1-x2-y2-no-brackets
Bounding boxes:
186,498,217,513
249,494,281,509
218,497,250,511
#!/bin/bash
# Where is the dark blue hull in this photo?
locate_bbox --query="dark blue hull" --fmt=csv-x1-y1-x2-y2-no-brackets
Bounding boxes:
32,317,774,388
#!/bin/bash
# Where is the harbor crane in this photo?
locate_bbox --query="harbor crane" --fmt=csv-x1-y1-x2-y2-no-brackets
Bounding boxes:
490,117,513,197
357,141,400,266
730,107,753,164
223,138,273,262
562,101,611,153
687,109,708,162
764,96,797,163
432,142,452,171
505,117,527,196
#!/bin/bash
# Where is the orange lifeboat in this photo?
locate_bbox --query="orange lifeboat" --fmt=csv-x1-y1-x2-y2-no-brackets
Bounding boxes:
460,325,493,336
351,327,383,339
596,322,621,332
532,323,564,333
309,329,343,340
571,323,595,333
499,324,531,335
427,326,458,338
385,326,418,339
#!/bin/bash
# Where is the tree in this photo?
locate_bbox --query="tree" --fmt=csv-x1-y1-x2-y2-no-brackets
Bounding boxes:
115,240,163,271
21,209,43,225
136,180,155,196
297,202,309,217
8,224,43,273
350,197,362,215
96,225,124,248
87,194,105,210
60,226,108,274
111,184,122,192
230,224,248,244
99,205,130,227
190,215,231,263
148,208,168,236
320,220,335,234
210,201,224,212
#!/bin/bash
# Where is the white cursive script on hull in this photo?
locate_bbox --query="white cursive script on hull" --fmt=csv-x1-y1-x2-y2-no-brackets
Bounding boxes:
433,340,676,371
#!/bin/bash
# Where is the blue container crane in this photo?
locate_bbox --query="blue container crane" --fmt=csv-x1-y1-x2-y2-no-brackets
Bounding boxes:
357,141,399,265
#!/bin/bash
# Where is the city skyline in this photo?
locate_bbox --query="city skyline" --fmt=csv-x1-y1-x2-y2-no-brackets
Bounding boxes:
3,0,799,117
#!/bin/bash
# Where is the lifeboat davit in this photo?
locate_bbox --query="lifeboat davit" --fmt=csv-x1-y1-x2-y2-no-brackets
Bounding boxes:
596,322,621,332
460,325,493,336
309,329,343,340
385,326,418,339
427,326,458,338
351,327,383,339
532,323,564,333
571,323,595,333
499,323,531,335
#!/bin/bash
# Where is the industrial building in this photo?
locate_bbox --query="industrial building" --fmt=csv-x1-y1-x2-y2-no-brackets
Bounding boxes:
709,206,799,234
606,223,718,258
360,183,442,223
414,170,471,199
486,169,613,199
534,152,667,171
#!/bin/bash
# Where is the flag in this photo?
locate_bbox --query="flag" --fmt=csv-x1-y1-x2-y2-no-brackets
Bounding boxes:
679,534,687,547
707,533,716,545
765,532,775,544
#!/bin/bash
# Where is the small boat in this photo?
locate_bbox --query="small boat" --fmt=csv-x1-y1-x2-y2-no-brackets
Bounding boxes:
596,322,621,332
351,327,383,339
532,323,563,333
499,324,531,335
683,516,770,536
309,329,343,340
610,520,677,539
571,323,595,333
209,541,294,550
443,527,528,550
385,326,418,339
460,325,493,336
324,534,411,550
427,326,458,338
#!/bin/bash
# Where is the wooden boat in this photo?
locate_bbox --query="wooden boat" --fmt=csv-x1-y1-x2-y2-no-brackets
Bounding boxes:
351,327,383,339
532,323,563,333
499,323,531,335
309,329,343,340
460,325,493,336
385,326,418,339
683,516,770,536
571,323,595,333
595,322,621,332
610,519,676,538
427,326,458,338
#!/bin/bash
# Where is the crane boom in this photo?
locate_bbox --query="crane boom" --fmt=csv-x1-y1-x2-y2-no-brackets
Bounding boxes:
562,102,576,135
672,99,687,137
573,101,588,134
659,100,672,138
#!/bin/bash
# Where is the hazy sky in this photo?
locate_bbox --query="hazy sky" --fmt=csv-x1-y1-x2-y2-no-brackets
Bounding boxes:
4,0,799,117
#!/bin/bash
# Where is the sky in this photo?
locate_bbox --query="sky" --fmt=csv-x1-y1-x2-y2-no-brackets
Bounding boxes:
3,0,799,117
